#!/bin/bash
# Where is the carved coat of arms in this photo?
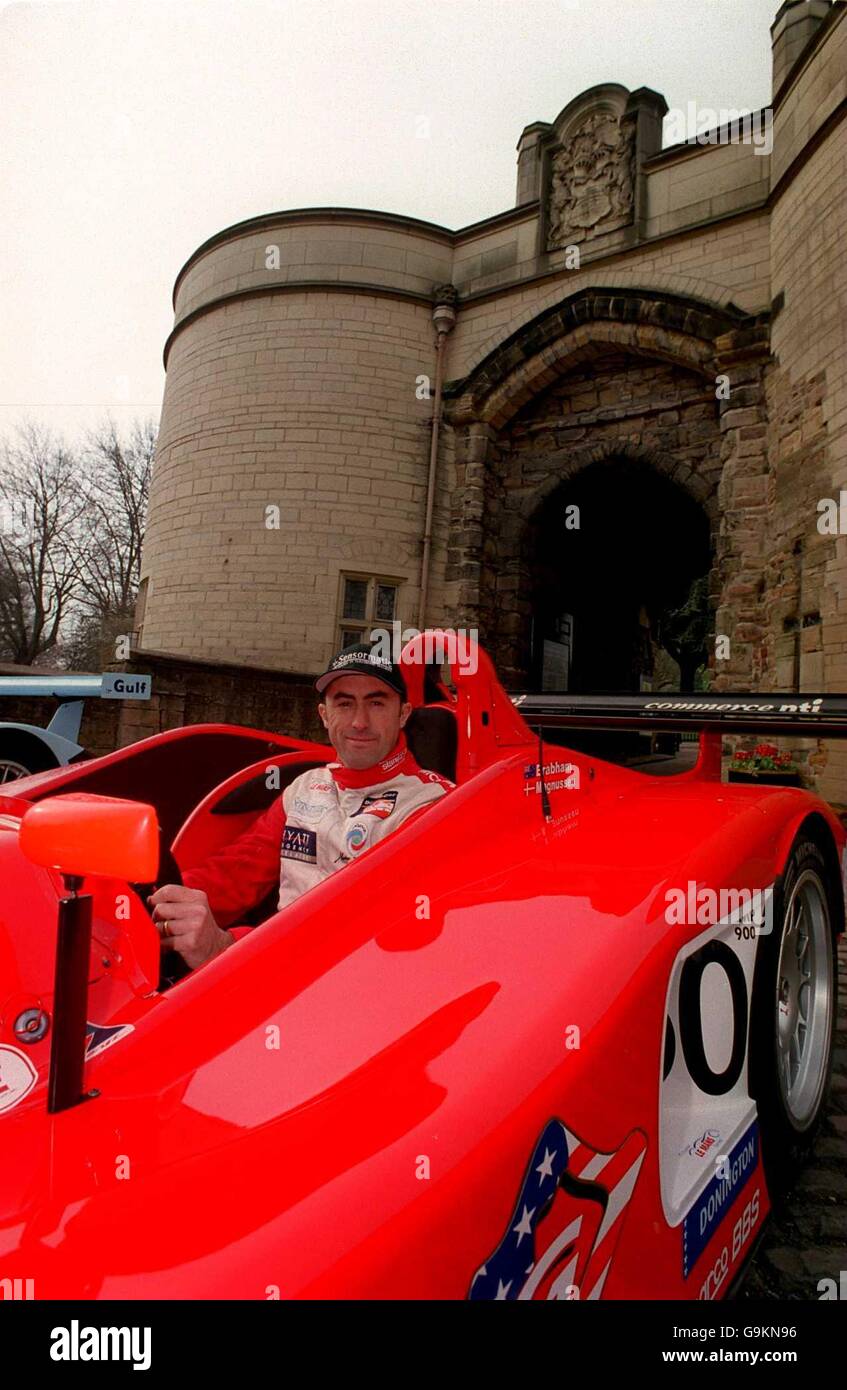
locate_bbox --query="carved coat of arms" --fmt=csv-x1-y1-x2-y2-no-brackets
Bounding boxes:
547,110,635,250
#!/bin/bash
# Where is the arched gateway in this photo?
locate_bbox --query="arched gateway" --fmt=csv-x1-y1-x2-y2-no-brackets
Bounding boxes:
443,288,767,691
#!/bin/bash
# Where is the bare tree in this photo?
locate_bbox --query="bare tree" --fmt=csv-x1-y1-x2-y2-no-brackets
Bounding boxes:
0,424,87,664
0,417,156,668
75,416,155,620
60,417,155,670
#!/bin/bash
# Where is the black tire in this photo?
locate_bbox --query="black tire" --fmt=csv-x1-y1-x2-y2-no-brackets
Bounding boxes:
749,827,840,1195
0,731,61,783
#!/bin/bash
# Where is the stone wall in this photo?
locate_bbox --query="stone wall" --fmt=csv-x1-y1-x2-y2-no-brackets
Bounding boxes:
141,285,439,670
763,1,847,802
0,653,325,763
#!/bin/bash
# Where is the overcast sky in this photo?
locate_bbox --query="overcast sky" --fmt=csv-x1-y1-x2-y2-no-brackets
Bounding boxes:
1,0,781,445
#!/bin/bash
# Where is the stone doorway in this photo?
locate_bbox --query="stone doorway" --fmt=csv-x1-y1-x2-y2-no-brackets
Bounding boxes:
525,455,712,693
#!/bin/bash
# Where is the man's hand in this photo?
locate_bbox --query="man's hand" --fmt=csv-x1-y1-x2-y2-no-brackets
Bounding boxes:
147,885,234,971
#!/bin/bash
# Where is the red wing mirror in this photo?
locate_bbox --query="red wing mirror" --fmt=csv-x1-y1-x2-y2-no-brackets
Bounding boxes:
19,794,160,1115
19,793,159,882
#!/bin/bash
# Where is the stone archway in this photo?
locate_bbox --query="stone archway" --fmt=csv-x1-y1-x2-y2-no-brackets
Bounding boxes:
443,288,771,690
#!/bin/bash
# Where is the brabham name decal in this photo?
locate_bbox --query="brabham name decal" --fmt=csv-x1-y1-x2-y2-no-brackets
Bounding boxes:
522,760,580,795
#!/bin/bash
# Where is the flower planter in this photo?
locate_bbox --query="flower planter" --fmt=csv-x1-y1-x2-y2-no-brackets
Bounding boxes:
728,770,803,787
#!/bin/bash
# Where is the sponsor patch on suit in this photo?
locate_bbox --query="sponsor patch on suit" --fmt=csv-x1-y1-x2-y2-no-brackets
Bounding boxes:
282,825,318,862
352,790,398,819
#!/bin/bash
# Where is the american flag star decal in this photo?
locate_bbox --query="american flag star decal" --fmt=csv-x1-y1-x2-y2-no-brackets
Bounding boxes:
468,1119,647,1300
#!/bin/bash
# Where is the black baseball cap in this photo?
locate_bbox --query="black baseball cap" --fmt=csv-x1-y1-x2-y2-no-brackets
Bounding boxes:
315,641,408,699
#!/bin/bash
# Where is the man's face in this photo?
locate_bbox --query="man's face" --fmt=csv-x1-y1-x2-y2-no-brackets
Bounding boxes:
318,675,412,769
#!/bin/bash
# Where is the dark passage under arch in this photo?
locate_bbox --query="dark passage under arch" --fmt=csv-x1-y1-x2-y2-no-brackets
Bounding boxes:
526,456,712,694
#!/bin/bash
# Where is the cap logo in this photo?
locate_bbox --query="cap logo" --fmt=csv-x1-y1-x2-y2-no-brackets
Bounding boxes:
331,651,392,672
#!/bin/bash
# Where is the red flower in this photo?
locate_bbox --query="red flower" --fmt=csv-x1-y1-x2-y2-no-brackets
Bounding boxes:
754,743,778,757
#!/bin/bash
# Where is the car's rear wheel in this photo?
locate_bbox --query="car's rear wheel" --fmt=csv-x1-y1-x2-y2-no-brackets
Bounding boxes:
0,732,60,783
750,829,839,1193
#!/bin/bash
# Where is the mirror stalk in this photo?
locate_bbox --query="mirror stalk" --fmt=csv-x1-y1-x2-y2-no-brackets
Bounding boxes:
47,874,95,1114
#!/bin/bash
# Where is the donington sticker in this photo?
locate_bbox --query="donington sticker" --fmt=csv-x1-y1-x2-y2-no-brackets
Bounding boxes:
683,1120,759,1278
0,1044,38,1113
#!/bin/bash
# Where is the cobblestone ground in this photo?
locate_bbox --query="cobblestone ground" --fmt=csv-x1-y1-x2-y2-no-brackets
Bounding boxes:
738,937,847,1300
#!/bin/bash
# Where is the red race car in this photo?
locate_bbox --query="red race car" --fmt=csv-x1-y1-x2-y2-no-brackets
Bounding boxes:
0,632,842,1300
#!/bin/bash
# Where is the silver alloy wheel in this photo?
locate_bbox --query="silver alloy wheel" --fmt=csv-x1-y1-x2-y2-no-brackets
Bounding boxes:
0,759,30,783
775,867,834,1130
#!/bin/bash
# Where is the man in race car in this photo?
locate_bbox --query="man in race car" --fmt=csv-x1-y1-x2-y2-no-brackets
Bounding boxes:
148,641,453,970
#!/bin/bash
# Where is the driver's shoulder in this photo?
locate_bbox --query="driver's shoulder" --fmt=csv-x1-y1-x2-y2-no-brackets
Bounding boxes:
408,765,455,793
283,765,337,811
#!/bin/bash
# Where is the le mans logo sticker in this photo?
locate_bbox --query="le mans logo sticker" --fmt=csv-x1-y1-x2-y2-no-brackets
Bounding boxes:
0,1044,38,1113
